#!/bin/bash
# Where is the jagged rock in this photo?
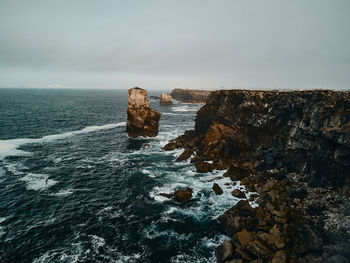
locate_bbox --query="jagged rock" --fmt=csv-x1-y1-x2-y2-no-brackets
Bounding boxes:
232,189,246,199
194,160,213,173
160,93,173,105
236,229,254,247
213,183,223,195
171,88,211,103
272,251,287,263
215,240,234,263
126,87,161,137
159,187,193,204
176,149,193,161
165,89,350,261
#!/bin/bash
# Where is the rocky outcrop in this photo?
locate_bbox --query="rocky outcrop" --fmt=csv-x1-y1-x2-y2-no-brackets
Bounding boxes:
126,87,161,137
159,187,193,204
164,89,350,262
171,88,212,103
160,93,173,105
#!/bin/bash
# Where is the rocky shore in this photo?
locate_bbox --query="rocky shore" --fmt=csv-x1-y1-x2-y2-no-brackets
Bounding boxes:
171,88,212,103
164,89,350,262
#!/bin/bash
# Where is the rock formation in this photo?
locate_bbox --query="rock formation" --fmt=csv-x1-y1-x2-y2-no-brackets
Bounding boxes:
160,93,173,105
171,88,212,103
164,89,350,262
126,87,161,137
159,187,193,204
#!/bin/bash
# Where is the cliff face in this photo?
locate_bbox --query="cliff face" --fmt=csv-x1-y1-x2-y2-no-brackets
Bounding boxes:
171,88,212,103
165,89,350,262
194,90,350,187
126,87,161,137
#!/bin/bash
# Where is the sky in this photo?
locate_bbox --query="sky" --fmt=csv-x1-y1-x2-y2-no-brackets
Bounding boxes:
0,0,349,90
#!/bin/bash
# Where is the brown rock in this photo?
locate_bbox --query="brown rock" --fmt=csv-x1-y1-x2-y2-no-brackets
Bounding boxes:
163,141,177,151
272,251,287,263
215,240,234,263
236,229,254,247
232,189,246,199
126,87,161,137
171,88,211,103
224,165,251,181
213,183,224,195
194,160,213,173
176,149,193,161
218,200,257,235
173,188,193,204
246,239,273,259
159,187,193,204
160,93,172,105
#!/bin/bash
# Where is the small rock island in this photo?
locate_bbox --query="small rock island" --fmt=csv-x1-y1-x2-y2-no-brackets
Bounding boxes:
160,93,173,105
126,87,161,137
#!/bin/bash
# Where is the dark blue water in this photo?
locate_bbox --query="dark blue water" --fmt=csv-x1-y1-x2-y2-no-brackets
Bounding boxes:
0,88,239,263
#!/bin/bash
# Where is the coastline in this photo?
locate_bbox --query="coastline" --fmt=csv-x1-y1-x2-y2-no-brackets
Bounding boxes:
165,89,350,262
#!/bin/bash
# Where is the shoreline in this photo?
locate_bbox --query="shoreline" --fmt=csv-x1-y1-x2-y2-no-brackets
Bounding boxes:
165,89,350,262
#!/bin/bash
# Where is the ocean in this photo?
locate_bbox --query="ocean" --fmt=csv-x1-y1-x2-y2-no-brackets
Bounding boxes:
0,88,241,263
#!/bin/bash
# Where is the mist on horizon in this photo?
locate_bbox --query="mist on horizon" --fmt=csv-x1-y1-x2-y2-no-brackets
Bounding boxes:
0,0,349,90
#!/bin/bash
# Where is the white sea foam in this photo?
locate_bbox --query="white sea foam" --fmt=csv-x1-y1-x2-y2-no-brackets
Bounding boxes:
171,106,200,112
20,173,57,191
50,189,74,197
150,169,258,221
0,122,126,160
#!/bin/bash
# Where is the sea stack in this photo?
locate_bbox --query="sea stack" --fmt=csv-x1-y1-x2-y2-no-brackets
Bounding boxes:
126,87,161,137
160,93,173,105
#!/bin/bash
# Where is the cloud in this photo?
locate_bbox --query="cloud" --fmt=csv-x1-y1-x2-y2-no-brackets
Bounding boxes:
0,0,349,89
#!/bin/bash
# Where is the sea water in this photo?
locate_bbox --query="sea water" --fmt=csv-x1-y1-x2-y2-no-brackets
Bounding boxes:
0,88,247,262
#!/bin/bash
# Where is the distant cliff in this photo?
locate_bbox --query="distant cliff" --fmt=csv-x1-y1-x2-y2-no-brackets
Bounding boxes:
165,89,350,262
171,88,212,103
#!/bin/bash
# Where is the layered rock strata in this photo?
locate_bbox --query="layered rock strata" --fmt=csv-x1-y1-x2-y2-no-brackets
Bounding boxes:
171,88,212,103
126,87,161,137
164,89,350,262
160,93,173,105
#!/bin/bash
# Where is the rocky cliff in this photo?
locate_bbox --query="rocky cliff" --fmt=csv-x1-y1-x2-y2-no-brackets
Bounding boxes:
171,88,212,103
165,89,350,262
126,87,161,137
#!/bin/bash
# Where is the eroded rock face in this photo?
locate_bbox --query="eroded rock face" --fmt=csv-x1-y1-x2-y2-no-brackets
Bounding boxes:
126,87,161,137
160,93,172,105
165,89,350,262
171,88,212,103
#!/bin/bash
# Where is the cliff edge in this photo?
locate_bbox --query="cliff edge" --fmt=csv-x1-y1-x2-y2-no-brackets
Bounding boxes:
171,88,212,103
165,89,350,262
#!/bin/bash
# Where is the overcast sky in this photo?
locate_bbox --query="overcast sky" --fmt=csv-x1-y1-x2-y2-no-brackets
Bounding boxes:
0,0,349,90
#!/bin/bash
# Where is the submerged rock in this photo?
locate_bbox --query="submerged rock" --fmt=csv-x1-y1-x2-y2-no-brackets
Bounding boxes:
159,187,193,204
160,93,173,105
126,87,161,137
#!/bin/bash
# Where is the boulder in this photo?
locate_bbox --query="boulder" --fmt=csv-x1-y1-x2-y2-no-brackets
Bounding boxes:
126,87,161,137
159,187,193,204
160,93,173,105
194,160,213,173
176,149,193,161
215,240,234,263
213,183,223,195
232,189,246,199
